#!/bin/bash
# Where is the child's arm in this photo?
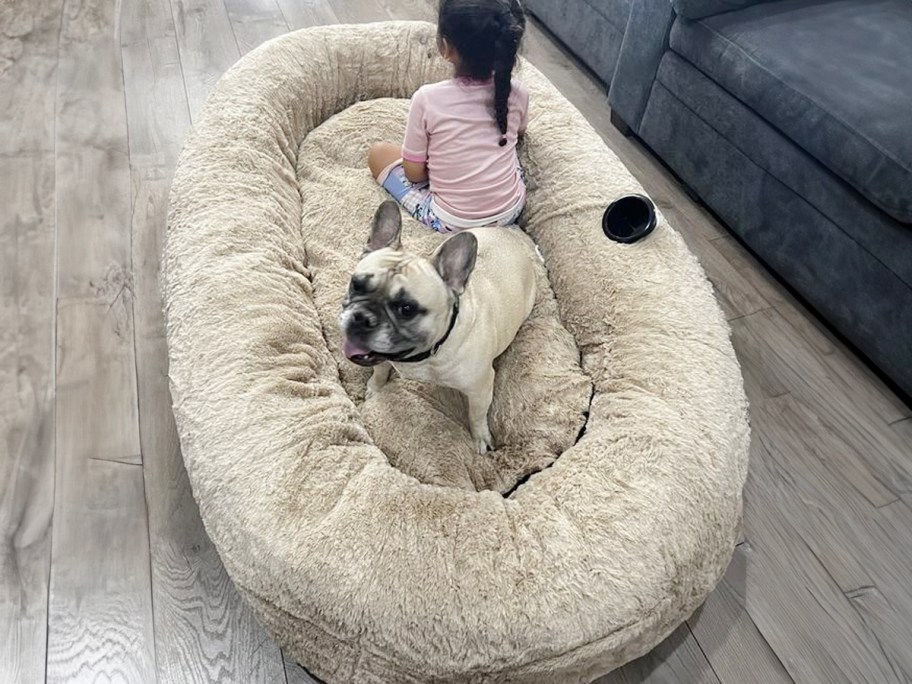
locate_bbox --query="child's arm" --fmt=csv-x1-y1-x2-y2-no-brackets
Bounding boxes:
402,90,430,184
402,160,428,183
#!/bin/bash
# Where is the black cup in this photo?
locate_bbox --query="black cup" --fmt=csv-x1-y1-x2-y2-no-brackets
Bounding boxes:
602,194,657,244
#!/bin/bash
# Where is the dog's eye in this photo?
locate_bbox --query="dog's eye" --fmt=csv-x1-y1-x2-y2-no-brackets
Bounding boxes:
350,278,367,295
397,303,418,319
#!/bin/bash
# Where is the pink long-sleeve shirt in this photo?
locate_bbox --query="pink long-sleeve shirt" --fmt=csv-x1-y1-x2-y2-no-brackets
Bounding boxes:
401,76,529,221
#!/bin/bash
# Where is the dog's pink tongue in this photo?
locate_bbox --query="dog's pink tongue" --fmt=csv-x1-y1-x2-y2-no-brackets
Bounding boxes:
342,338,371,359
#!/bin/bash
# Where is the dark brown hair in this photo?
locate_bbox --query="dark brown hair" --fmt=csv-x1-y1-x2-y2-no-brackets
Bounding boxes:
438,0,526,146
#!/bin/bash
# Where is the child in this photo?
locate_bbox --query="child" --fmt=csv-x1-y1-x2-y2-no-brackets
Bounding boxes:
368,0,528,233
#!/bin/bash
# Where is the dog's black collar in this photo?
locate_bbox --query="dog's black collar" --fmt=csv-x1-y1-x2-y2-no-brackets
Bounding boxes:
388,299,460,363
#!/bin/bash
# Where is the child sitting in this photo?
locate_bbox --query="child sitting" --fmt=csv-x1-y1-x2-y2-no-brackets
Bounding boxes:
368,0,528,233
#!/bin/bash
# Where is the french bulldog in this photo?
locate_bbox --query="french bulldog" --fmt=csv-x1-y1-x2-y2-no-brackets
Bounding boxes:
338,200,538,454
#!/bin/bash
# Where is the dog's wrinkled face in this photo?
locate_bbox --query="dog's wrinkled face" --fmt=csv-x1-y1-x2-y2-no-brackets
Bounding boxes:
338,201,477,366
339,249,452,366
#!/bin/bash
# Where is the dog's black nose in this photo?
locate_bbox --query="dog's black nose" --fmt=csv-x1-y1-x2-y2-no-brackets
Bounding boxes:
351,310,377,330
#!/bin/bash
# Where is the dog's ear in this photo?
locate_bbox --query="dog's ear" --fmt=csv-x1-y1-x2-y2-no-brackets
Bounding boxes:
366,201,402,252
433,231,477,295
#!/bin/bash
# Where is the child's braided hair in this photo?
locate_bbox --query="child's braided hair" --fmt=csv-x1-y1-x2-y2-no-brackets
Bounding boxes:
438,0,526,146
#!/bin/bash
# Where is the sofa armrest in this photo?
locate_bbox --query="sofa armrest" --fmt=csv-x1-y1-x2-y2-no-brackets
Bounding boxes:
608,0,675,134
671,0,775,19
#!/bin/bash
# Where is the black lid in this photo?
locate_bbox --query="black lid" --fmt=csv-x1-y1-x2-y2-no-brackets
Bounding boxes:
602,194,657,244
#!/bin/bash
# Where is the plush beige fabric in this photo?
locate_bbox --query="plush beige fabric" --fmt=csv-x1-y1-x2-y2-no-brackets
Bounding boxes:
164,21,749,683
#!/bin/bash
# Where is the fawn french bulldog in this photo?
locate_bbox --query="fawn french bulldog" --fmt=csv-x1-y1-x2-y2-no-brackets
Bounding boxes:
338,201,537,453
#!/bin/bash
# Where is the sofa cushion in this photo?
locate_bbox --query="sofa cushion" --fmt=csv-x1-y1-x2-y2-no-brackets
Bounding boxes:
587,0,633,31
670,0,912,223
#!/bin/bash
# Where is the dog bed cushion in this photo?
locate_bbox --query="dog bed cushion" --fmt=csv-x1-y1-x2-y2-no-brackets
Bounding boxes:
164,21,749,683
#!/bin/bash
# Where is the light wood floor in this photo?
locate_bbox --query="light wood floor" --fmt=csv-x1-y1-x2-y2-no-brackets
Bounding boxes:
1,0,910,682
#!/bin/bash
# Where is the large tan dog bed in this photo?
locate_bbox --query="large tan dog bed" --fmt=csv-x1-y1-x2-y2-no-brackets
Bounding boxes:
164,21,749,683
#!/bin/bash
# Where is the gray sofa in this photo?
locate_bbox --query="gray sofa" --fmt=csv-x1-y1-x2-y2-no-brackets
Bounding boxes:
525,0,632,84
532,0,912,397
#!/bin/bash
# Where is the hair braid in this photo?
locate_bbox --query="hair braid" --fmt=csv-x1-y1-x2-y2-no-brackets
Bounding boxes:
438,0,526,146
493,2,525,145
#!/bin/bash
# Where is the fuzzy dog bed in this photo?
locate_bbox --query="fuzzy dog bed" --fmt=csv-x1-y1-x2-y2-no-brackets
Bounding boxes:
164,21,749,684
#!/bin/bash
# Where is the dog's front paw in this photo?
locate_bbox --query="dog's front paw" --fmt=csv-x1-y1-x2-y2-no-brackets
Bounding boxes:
472,426,494,455
366,364,391,399
366,377,383,399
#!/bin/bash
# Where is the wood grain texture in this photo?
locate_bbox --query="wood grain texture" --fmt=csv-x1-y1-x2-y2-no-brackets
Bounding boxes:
710,235,836,358
0,0,62,153
756,391,897,512
170,0,241,119
732,309,912,497
0,405,54,684
892,417,911,442
750,395,887,590
326,0,434,23
843,499,912,682
847,586,912,684
688,558,793,684
120,0,191,172
0,156,56,684
0,384,54,684
745,462,912,684
273,0,338,30
711,235,910,423
52,0,140,456
224,0,289,55
46,300,154,682
0,1,62,682
327,0,394,23
0,352,54,684
737,435,899,683
44,0,156,680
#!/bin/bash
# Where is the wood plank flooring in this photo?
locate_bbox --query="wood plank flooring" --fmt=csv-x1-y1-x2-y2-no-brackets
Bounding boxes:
1,0,910,682
1,1,65,681
46,0,156,679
